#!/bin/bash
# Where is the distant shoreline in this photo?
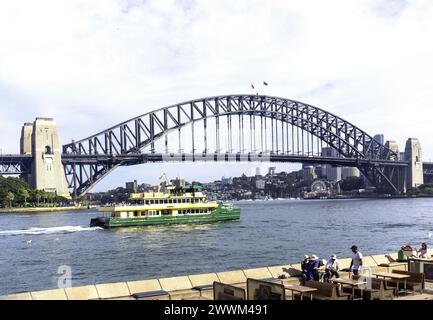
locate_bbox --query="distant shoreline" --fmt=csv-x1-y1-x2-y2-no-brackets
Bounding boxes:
0,205,97,213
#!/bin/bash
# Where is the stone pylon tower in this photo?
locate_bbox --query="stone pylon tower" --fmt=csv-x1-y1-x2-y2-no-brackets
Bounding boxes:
404,138,424,189
20,118,70,198
20,122,34,185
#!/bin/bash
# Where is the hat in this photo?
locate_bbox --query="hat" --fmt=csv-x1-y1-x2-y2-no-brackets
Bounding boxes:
310,255,318,260
303,255,309,259
331,254,337,259
350,245,358,250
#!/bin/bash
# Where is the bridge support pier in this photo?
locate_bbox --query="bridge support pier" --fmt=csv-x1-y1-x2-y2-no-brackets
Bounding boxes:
404,138,424,189
20,118,71,198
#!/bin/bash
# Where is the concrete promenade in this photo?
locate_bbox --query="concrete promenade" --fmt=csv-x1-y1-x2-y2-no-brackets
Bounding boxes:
0,205,96,213
1,249,433,300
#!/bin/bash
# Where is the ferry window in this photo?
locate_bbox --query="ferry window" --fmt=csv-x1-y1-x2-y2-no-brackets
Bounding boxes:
134,211,139,217
182,199,185,203
150,200,154,204
164,199,168,204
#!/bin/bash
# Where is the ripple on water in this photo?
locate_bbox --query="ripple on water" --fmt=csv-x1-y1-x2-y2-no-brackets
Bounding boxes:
2,198,433,295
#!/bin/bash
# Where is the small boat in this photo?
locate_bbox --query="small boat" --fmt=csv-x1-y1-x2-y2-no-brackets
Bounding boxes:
90,180,240,229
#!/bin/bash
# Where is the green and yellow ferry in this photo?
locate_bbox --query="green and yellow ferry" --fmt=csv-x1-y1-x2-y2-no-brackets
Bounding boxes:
90,183,240,228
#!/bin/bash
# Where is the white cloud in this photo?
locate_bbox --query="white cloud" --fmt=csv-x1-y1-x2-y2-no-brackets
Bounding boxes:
1,0,433,188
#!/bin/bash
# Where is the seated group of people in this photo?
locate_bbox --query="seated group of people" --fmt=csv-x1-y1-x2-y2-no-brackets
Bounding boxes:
300,245,364,283
300,254,340,283
399,243,430,260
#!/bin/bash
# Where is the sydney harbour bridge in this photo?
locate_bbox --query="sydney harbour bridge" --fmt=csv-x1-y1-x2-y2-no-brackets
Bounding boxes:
0,94,429,197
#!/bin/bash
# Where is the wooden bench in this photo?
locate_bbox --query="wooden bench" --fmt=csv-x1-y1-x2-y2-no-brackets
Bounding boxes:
127,279,169,300
189,273,220,300
213,282,246,300
132,290,169,299
159,276,201,300
349,277,393,300
294,280,351,300
246,278,286,300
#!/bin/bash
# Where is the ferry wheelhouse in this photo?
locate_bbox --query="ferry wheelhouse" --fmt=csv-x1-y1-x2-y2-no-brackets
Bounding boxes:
90,182,240,228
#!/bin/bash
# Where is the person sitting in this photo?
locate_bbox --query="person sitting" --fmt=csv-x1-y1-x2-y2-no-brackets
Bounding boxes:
324,254,340,282
417,243,428,259
398,244,415,261
309,255,321,281
300,255,310,283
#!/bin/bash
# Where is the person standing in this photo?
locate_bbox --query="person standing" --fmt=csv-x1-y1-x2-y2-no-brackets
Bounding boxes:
349,245,363,276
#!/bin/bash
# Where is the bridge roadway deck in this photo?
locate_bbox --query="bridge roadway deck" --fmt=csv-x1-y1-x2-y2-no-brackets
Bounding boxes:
60,153,410,167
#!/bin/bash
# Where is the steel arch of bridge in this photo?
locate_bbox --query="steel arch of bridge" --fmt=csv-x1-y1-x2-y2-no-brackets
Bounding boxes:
62,94,403,196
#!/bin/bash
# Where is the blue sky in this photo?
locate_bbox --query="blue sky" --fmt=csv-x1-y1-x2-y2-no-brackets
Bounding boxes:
1,0,433,191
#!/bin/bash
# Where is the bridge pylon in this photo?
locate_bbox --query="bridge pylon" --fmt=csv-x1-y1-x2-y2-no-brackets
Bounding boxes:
20,118,71,198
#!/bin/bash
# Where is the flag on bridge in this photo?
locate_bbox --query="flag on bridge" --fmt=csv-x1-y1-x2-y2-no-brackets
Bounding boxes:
263,81,268,86
251,84,255,90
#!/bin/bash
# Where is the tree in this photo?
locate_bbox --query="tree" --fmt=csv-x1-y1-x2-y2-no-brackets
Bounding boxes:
5,192,15,208
341,176,365,191
18,188,30,206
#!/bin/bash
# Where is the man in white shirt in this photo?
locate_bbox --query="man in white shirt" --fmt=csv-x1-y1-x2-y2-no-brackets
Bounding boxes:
324,254,340,281
349,245,363,276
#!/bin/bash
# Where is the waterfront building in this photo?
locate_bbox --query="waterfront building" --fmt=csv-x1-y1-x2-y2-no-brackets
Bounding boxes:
256,179,266,190
221,177,233,185
341,167,360,179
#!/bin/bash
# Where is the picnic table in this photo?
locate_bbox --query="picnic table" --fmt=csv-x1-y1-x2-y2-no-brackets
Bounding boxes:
373,272,411,295
332,278,366,300
284,284,317,300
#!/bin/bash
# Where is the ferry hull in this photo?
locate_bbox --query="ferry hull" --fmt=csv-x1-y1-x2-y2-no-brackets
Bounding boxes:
90,207,240,229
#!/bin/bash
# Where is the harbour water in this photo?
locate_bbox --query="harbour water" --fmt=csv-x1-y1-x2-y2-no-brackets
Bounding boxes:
1,198,432,295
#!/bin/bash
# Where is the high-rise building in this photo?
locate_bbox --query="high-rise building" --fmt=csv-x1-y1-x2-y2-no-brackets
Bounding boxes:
125,180,138,193
255,167,261,176
321,147,341,181
374,134,384,145
385,140,400,160
303,166,317,182
268,167,276,176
